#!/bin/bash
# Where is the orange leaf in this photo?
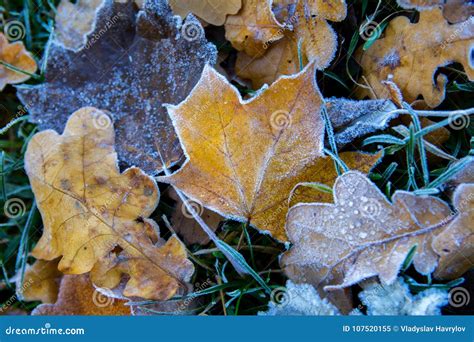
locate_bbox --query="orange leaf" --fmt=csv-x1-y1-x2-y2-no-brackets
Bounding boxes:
170,0,242,25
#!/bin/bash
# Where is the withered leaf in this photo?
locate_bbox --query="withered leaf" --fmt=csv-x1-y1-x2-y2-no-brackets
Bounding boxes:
55,0,105,51
0,33,37,90
158,63,380,242
25,107,194,300
397,0,474,23
433,183,474,279
33,274,130,315
17,0,217,174
356,8,474,108
170,0,242,26
16,259,61,304
235,0,347,88
282,172,453,292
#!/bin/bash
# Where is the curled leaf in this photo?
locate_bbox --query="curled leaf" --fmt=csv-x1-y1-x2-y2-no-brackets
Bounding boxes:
25,107,194,300
0,33,37,90
356,8,474,108
17,0,217,174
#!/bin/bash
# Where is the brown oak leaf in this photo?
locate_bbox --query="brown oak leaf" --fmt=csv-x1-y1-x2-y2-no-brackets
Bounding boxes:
170,0,242,26
0,33,37,90
32,274,130,315
356,8,474,108
158,63,380,242
25,107,194,300
397,0,474,23
433,183,474,279
235,0,347,88
17,0,216,174
282,171,453,292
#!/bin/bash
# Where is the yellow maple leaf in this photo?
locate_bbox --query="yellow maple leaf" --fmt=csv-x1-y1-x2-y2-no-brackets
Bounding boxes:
25,107,194,300
158,63,379,242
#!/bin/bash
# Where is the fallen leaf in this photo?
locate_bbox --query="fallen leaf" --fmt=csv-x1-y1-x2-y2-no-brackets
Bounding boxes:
397,0,474,23
0,33,37,90
433,183,474,279
32,274,130,315
25,107,194,300
224,0,284,57
325,97,398,146
235,0,347,88
158,63,379,242
170,0,242,26
282,171,453,292
17,0,216,174
356,8,474,108
445,157,474,190
16,259,61,304
55,0,105,51
168,188,221,245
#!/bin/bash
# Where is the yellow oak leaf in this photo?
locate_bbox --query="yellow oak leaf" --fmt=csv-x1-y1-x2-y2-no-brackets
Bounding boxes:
356,8,474,108
55,0,104,51
0,33,37,90
282,171,453,292
170,0,242,26
32,274,130,315
25,107,194,300
397,0,474,23
433,183,474,279
16,260,61,304
225,0,284,57
235,0,347,88
158,63,379,242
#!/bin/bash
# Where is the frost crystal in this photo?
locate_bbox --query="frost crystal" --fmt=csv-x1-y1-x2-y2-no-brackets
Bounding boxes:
358,278,448,316
17,0,217,174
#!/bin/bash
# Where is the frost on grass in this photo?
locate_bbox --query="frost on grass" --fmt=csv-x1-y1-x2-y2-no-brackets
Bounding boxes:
325,97,397,146
358,278,448,316
258,281,340,316
282,172,453,293
17,0,217,174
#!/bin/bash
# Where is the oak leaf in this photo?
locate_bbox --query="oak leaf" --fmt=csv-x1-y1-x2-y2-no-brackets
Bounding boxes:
235,0,347,88
32,274,130,315
0,33,37,90
16,260,61,304
170,0,242,26
356,8,474,108
25,107,194,300
55,0,105,51
158,63,380,242
282,171,453,292
397,0,474,23
17,0,216,174
433,183,474,279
